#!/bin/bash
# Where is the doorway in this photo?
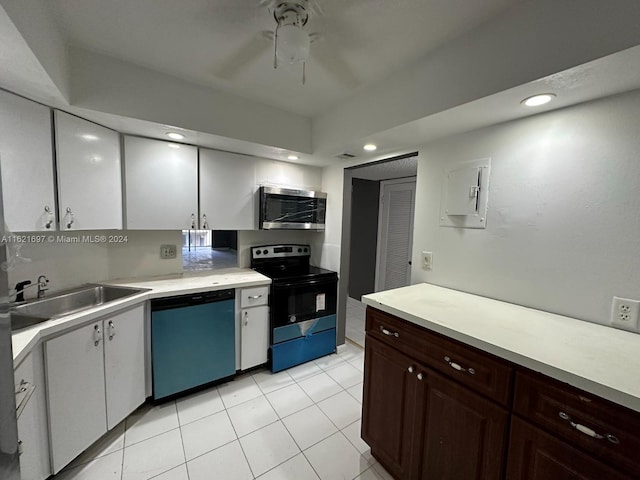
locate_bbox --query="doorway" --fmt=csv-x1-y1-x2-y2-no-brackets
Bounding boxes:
343,154,418,346
375,179,416,292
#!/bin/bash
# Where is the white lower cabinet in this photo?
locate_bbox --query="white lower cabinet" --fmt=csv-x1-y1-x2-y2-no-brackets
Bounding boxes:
45,304,145,473
239,286,270,370
14,345,51,480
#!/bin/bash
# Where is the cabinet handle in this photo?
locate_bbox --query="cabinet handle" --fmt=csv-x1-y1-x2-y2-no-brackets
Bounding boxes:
201,214,208,229
44,205,53,229
94,324,102,346
407,366,414,373
380,326,399,338
444,356,475,375
558,412,620,444
65,207,75,229
248,294,263,299
244,311,249,326
417,373,423,381
190,213,196,229
108,320,115,340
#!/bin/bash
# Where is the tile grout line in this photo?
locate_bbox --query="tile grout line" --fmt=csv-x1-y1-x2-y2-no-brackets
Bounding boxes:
173,400,192,480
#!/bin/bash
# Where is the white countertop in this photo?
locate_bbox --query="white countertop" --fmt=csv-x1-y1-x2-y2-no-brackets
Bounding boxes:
362,283,640,413
12,268,270,366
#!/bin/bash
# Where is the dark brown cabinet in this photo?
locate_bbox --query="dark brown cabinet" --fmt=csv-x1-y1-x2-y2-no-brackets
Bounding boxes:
414,369,508,479
362,336,417,479
361,306,640,480
362,328,508,479
506,417,633,480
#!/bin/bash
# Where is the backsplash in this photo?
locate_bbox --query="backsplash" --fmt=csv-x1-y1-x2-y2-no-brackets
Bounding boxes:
6,231,182,299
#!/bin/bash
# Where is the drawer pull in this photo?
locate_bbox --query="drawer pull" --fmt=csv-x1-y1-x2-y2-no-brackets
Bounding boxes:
380,326,399,337
444,356,475,375
417,373,423,381
558,412,620,444
248,295,263,299
407,366,414,373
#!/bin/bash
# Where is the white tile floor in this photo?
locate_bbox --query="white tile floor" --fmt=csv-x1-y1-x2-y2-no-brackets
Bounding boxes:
54,344,394,480
345,297,366,348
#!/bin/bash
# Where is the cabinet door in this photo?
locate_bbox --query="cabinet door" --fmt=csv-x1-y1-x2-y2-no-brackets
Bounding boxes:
240,306,269,370
55,111,122,230
362,336,417,480
104,305,146,430
414,367,509,480
124,136,198,229
0,91,56,231
199,149,256,229
45,322,107,473
506,417,633,480
15,345,51,480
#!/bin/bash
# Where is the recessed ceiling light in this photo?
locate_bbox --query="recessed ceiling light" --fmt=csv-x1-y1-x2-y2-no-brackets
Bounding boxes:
522,94,556,107
363,144,377,151
166,132,184,140
287,155,299,161
167,143,181,149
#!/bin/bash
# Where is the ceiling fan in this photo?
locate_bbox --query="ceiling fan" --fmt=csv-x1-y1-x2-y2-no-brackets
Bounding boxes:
213,0,359,87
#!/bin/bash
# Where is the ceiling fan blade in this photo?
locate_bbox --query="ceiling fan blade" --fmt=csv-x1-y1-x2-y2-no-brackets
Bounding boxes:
212,32,273,80
310,40,360,89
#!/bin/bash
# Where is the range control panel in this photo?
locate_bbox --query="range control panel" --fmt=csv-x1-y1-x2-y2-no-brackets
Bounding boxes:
251,244,310,259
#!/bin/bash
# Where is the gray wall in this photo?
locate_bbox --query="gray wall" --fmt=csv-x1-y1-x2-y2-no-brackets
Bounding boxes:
348,179,380,300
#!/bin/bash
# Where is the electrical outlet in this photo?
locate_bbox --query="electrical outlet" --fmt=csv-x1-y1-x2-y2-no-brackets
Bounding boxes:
422,251,433,270
610,296,640,332
160,244,177,259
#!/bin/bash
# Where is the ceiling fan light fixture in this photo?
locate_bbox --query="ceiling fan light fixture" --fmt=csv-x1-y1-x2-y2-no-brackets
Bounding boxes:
276,24,310,64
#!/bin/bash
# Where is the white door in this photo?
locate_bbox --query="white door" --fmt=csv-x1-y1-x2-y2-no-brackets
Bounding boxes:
124,136,198,229
375,179,416,292
240,306,269,370
55,111,122,230
45,322,107,474
103,305,146,430
0,91,56,232
199,149,256,229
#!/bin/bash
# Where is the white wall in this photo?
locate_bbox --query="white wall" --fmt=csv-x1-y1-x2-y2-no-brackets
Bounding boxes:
6,230,183,298
411,89,640,325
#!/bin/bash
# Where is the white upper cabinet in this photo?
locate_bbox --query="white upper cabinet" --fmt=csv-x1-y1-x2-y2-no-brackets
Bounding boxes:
199,149,256,230
55,111,122,230
0,91,56,232
124,136,198,229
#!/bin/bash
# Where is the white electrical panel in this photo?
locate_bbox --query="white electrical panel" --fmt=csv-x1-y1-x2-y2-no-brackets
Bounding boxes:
440,158,491,229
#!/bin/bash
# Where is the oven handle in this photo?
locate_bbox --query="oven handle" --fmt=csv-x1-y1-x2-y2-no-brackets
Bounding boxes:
273,278,337,289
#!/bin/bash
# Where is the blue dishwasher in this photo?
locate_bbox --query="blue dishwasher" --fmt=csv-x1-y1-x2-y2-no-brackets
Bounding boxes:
151,289,235,400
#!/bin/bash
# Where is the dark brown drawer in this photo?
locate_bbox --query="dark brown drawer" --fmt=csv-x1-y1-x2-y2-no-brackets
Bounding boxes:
366,307,513,405
513,371,640,478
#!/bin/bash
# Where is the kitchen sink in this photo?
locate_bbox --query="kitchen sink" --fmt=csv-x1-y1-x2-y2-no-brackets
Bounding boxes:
10,284,148,332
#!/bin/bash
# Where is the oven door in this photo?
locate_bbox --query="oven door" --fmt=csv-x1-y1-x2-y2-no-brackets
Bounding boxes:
271,277,337,328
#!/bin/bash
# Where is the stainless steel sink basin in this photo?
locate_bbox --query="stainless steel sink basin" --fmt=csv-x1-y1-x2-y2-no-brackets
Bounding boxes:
10,284,148,332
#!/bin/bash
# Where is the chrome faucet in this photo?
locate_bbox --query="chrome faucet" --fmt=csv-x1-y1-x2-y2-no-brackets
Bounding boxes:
37,275,49,298
14,275,49,301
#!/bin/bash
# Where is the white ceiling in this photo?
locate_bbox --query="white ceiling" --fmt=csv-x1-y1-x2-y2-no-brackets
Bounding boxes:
47,0,519,117
2,1,640,168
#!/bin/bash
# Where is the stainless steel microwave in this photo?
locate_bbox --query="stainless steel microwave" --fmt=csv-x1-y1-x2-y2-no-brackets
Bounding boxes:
259,186,327,230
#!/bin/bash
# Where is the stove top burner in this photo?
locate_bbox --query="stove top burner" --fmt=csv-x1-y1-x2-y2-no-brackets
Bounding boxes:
249,244,337,282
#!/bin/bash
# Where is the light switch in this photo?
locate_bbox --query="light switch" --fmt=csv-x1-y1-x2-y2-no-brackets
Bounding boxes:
422,251,433,270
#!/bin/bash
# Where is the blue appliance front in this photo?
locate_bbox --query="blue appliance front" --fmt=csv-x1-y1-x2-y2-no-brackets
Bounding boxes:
152,298,235,400
271,314,336,372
